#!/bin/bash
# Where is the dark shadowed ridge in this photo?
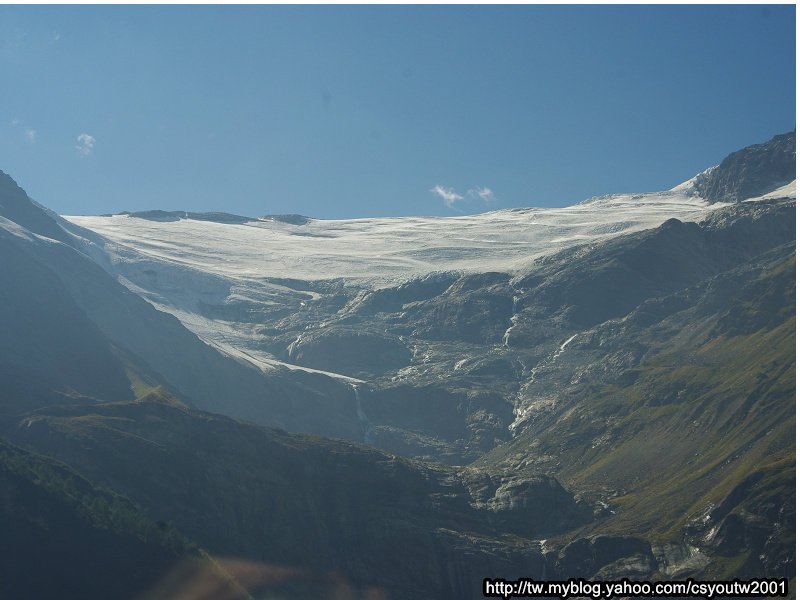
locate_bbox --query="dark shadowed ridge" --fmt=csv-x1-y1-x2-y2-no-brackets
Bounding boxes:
694,130,796,202
0,131,795,598
104,210,311,225
116,210,255,224
0,172,366,440
0,170,70,243
0,438,190,600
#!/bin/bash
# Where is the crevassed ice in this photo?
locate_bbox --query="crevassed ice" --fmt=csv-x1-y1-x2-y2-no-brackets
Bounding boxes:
65,190,722,285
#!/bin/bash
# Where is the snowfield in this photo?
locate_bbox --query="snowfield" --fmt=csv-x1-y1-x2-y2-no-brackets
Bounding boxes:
63,184,793,374
65,190,725,285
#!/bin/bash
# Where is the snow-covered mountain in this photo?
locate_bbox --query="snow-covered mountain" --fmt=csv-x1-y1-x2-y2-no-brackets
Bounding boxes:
0,131,794,595
67,191,718,284
62,173,792,379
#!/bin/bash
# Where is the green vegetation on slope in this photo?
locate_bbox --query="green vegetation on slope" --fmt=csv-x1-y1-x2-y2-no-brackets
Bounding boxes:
480,248,795,579
0,439,193,599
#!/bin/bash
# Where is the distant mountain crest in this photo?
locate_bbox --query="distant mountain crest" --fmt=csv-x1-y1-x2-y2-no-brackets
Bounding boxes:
115,210,255,224
0,170,69,242
259,213,310,225
692,130,796,202
107,210,312,226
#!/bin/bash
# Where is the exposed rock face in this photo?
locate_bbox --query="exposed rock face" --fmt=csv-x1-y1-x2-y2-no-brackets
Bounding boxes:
552,536,658,579
693,130,795,202
361,384,515,464
460,470,593,537
287,328,412,377
0,131,795,597
686,463,796,577
401,273,514,344
4,400,587,600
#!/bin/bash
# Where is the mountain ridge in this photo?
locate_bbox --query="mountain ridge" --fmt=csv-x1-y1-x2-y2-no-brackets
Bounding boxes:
0,131,794,598
692,130,796,203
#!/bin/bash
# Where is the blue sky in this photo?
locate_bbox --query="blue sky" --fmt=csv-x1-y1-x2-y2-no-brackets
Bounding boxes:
0,5,795,218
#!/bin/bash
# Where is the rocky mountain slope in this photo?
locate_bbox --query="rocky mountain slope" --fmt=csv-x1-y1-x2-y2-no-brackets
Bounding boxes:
3,398,590,599
692,130,795,202
0,170,366,441
0,438,190,599
0,131,794,598
479,237,795,577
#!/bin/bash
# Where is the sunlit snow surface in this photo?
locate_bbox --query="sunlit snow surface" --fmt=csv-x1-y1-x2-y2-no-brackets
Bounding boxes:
63,189,733,374
66,191,723,284
746,179,796,201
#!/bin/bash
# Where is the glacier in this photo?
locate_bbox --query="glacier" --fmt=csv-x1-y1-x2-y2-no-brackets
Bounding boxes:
62,183,791,377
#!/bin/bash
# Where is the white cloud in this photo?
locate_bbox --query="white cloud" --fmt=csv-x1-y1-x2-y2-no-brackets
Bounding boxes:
468,186,495,202
431,184,496,209
11,119,36,144
75,132,95,156
430,185,463,208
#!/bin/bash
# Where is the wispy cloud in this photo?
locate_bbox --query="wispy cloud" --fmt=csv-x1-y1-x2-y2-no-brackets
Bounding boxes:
11,118,37,144
468,186,495,202
430,185,464,208
75,133,95,156
431,184,496,209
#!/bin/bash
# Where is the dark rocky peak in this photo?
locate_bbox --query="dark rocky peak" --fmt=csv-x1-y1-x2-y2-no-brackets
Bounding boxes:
123,209,255,224
693,130,795,202
260,213,311,225
0,170,68,242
